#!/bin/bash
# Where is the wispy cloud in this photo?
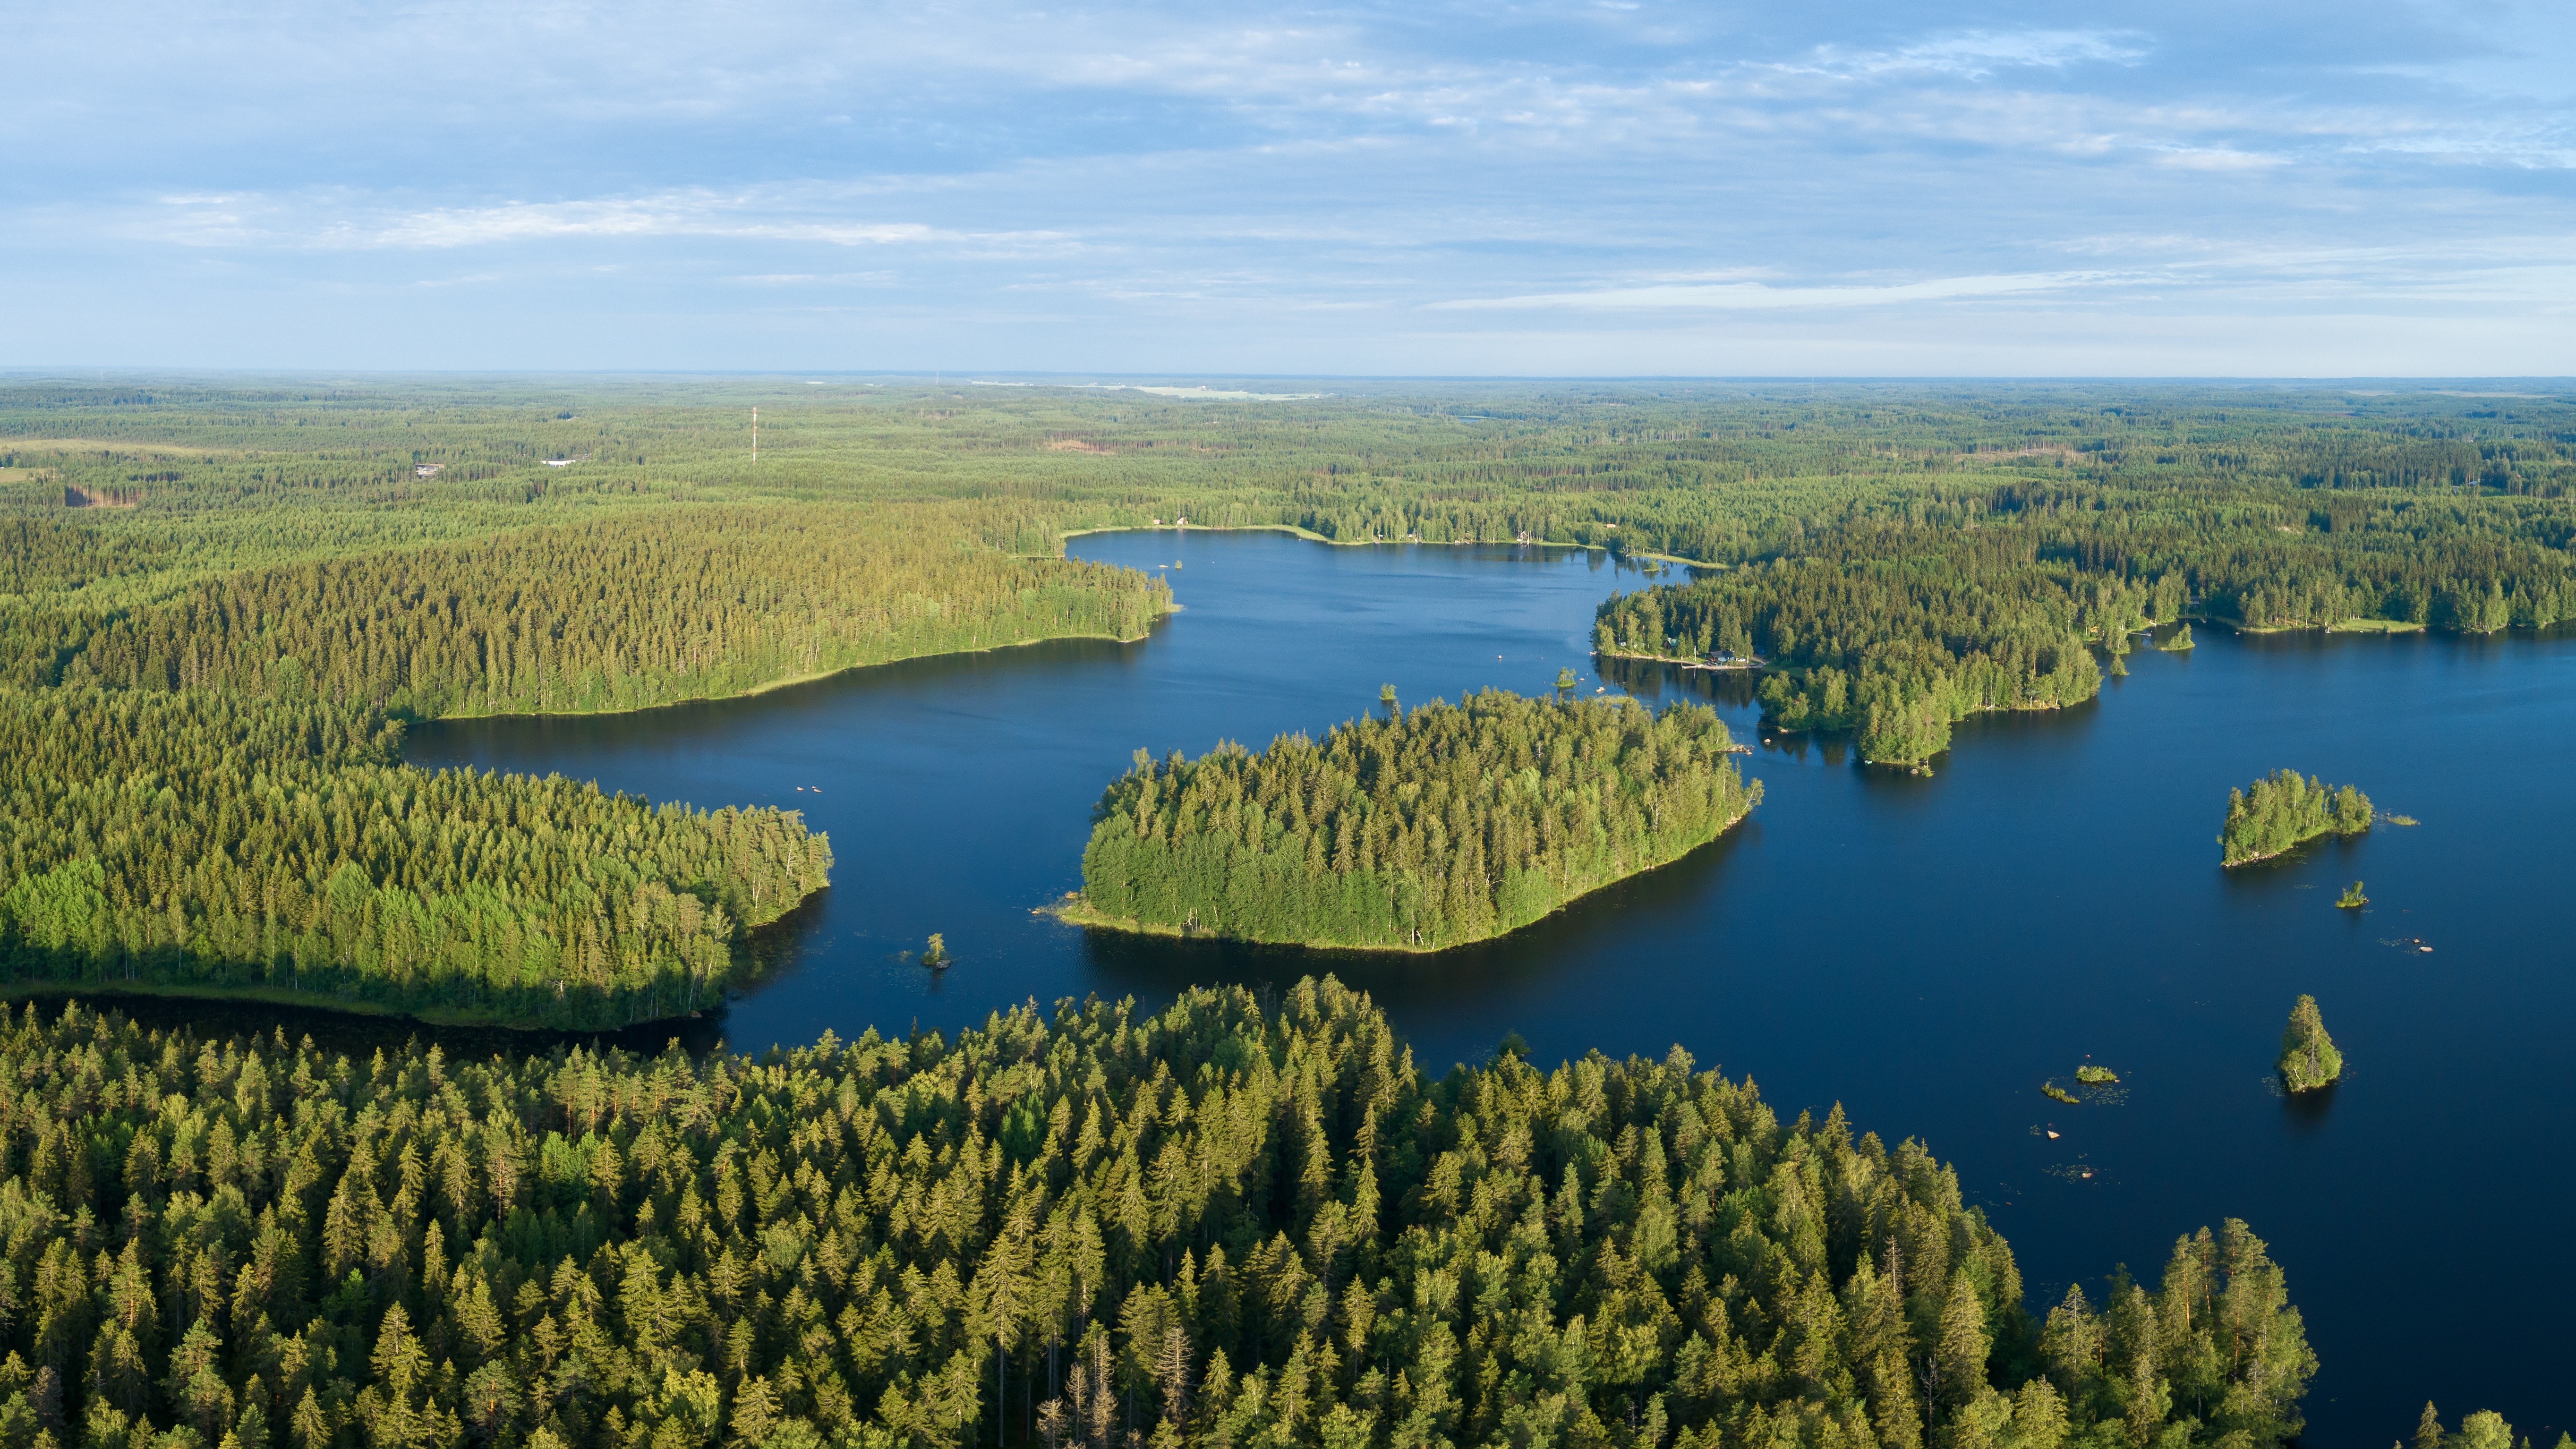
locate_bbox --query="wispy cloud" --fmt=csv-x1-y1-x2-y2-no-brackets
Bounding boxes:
6,2,2575,372
1794,29,2152,81
1433,272,2132,311
139,189,1068,252
2152,147,2289,171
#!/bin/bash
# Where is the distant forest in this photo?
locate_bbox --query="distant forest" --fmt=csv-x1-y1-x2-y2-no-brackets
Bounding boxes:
0,981,2325,1449
1076,692,1757,950
8,379,2576,1014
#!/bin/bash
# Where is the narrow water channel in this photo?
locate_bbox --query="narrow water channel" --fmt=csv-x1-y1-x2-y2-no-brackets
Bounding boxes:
403,529,2576,1441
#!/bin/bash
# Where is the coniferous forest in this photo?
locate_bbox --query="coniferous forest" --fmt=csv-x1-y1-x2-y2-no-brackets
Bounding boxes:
0,688,828,1028
7,379,2576,1015
5,377,2575,1009
0,380,2569,1440
1075,693,1757,950
1592,537,2112,767
0,984,2328,1449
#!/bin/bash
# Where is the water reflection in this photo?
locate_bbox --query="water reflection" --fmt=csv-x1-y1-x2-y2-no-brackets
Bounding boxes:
2282,1080,2339,1132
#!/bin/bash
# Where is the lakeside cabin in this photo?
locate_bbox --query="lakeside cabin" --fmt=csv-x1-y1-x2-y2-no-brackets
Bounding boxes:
1695,649,1766,671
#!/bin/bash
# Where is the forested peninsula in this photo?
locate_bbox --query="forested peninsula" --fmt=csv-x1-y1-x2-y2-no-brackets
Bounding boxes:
10,378,2576,1017
2219,772,2373,867
0,981,2325,1449
1071,692,1758,950
0,688,828,1028
1592,535,2115,767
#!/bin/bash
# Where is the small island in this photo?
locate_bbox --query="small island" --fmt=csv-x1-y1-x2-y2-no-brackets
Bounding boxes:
2220,768,2374,866
1064,690,1760,950
2277,994,2344,1091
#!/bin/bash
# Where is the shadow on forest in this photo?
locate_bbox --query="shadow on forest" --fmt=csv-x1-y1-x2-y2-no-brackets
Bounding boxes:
0,937,752,1063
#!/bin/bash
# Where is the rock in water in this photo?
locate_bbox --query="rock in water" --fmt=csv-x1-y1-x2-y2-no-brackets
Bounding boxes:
2277,994,2343,1091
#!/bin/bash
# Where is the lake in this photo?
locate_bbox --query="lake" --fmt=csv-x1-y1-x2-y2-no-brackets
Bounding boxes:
407,528,2576,1443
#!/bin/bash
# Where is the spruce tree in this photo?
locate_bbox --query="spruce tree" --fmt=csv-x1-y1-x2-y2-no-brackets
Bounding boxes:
2277,994,2344,1091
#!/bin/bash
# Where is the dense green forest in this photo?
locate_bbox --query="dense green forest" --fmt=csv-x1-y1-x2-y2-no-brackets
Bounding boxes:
1075,693,1757,950
1592,529,2117,767
2217,773,2373,867
9,377,2576,1011
1593,472,2576,760
4,509,1167,717
0,982,2329,1449
0,687,828,1028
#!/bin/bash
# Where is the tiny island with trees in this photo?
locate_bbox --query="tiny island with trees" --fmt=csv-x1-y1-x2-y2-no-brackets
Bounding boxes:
2219,771,2375,866
2278,994,2345,1091
1063,690,1759,950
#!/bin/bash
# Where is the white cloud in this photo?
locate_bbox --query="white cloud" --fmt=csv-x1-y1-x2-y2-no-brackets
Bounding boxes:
343,197,941,249
1794,29,2152,81
1433,272,2131,311
9,2,2576,372
2152,148,2289,170
139,189,1068,252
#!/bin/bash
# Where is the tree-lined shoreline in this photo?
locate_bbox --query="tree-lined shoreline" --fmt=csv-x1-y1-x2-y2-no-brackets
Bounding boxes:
1072,692,1758,952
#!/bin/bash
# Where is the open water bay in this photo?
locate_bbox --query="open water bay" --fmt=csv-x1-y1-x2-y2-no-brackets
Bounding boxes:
409,529,2576,1441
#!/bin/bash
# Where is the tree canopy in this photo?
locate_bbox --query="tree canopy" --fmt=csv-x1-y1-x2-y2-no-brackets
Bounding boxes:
1078,693,1757,950
2218,773,2372,868
9,379,2576,1015
0,686,827,1028
2276,996,2343,1093
0,981,2316,1449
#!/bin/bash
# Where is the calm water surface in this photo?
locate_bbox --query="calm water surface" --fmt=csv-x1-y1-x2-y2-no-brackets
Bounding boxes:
408,530,2576,1443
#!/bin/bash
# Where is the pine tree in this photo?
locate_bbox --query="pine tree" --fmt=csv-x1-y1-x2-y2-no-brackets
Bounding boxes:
2414,1400,2445,1449
2277,995,2344,1091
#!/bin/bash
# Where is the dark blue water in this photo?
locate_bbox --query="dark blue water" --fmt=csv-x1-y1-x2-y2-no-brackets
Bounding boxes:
408,530,2576,1442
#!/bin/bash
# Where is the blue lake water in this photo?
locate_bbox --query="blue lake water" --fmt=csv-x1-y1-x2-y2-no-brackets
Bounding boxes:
406,528,2576,1442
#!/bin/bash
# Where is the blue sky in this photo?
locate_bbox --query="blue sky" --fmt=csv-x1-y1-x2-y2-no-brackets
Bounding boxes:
7,0,2574,375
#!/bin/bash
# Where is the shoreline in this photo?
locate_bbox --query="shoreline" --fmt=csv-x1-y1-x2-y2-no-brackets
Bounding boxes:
2235,616,2431,636
1047,805,1754,955
1597,647,1765,672
1062,521,1717,570
2221,819,2374,868
417,624,1166,725
81,615,1177,1030
0,977,636,1031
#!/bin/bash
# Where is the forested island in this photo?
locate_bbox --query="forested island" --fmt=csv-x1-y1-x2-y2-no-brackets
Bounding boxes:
2219,772,2374,867
1070,691,1758,949
9,377,2576,1016
0,981,2332,1449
